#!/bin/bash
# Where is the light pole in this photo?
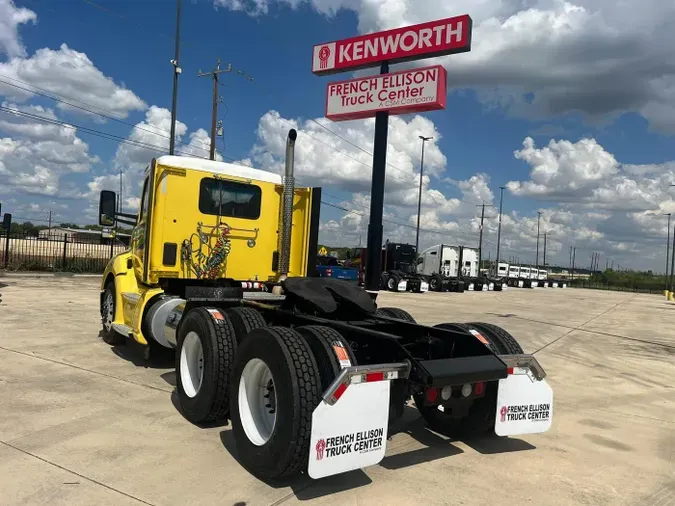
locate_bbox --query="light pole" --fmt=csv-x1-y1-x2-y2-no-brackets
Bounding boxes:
669,184,675,299
496,186,505,270
169,0,182,155
415,135,433,256
535,211,542,271
665,213,672,296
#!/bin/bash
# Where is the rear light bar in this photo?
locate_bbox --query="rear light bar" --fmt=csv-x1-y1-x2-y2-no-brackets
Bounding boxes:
323,362,411,406
498,354,546,381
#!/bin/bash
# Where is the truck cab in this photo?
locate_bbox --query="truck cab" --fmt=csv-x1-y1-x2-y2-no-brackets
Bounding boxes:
94,131,554,484
416,244,465,292
98,155,320,348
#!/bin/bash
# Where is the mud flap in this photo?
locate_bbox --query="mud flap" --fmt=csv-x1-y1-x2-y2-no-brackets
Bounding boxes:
494,366,553,436
308,363,410,479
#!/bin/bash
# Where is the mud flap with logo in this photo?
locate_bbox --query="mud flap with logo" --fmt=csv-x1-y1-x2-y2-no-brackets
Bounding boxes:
494,366,554,436
307,363,410,479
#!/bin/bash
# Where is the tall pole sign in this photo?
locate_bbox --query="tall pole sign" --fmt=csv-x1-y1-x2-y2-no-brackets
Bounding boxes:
312,14,473,291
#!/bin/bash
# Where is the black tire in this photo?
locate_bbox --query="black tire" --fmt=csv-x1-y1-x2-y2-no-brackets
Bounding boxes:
430,274,442,291
376,307,416,323
466,322,524,355
175,307,237,424
434,322,500,354
225,307,267,343
229,327,322,481
386,274,400,292
100,281,125,345
295,326,357,392
379,273,389,290
415,322,517,437
414,383,498,438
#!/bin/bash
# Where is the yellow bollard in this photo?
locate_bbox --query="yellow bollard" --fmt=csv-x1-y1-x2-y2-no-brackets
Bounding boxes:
665,290,669,297
669,292,675,302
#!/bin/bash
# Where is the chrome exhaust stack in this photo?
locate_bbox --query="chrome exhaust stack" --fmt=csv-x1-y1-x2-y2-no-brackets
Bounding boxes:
278,128,297,281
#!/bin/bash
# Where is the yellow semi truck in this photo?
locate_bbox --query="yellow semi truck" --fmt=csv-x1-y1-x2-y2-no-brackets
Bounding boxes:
98,129,554,481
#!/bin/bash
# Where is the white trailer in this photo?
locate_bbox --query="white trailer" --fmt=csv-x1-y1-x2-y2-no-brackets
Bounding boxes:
495,262,509,290
507,265,523,287
416,244,465,292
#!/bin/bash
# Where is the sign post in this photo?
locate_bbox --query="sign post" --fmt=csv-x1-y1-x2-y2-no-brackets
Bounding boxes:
312,14,472,291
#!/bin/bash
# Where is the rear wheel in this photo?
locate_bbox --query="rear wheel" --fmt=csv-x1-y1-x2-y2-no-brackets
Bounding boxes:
296,326,357,392
430,274,442,291
415,322,524,437
225,307,267,343
175,307,237,424
376,307,416,323
466,322,524,355
229,327,322,481
100,282,125,345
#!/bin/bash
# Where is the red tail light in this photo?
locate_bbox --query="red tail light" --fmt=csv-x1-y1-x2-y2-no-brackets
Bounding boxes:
474,382,485,395
425,387,438,403
326,268,332,276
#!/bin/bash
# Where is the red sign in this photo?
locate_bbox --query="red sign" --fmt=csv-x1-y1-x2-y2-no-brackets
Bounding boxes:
325,65,447,122
312,14,472,75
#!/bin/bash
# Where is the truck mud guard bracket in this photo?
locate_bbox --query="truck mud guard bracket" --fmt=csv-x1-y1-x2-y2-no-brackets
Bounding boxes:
321,362,411,406
498,354,547,381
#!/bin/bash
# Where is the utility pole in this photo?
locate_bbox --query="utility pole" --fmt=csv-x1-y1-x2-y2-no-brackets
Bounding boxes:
198,59,254,160
476,203,494,271
571,247,576,281
543,231,547,267
670,220,675,294
169,0,182,156
48,210,53,231
496,186,505,271
415,135,432,257
118,168,123,214
665,213,672,291
535,211,542,271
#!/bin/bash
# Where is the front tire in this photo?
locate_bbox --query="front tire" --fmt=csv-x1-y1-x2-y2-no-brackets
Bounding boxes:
175,307,237,424
229,327,322,481
100,282,124,345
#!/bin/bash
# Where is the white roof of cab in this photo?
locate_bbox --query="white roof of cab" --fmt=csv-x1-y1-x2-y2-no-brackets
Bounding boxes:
155,155,282,185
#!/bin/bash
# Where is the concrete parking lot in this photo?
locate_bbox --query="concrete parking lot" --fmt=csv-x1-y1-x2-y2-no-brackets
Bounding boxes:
0,275,673,506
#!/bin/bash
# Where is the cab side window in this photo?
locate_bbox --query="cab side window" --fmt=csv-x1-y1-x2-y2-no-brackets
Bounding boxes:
139,177,150,222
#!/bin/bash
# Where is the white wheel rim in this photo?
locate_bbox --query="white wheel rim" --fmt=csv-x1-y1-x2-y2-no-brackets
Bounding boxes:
102,291,114,331
238,358,277,446
180,331,204,398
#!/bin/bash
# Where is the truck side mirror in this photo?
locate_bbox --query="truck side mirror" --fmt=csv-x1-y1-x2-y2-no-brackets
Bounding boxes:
99,190,117,227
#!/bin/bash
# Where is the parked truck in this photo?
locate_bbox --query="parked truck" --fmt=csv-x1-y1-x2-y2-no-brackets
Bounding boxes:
415,244,465,292
346,243,429,293
315,255,359,282
460,247,500,291
96,129,553,482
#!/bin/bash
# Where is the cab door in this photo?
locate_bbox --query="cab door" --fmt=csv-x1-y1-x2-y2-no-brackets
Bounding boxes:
130,175,150,284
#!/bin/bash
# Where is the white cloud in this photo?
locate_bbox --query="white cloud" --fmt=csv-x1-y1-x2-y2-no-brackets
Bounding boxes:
0,0,36,59
507,136,675,213
218,0,675,132
0,44,146,119
87,106,219,212
0,102,99,197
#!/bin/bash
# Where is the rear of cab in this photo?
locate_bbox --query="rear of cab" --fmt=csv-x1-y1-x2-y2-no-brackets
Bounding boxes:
134,156,318,286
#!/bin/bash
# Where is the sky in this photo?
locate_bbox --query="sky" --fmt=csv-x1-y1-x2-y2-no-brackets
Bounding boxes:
0,0,674,272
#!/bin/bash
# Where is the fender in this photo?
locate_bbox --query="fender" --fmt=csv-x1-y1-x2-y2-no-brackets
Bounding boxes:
100,251,163,345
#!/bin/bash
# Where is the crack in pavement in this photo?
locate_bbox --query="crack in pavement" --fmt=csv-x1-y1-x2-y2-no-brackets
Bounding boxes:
0,346,173,394
1,439,155,505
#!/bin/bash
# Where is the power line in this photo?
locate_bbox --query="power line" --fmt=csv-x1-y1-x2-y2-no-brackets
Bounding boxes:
0,74,212,156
